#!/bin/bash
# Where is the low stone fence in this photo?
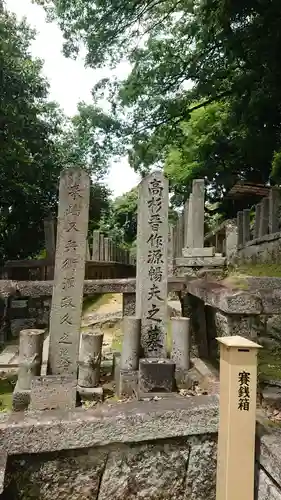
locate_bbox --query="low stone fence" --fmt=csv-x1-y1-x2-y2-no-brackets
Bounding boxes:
0,396,280,499
2,259,136,281
185,276,281,360
0,277,186,343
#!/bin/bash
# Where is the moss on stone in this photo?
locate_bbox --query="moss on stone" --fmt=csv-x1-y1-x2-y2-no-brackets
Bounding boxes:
236,263,281,278
258,348,281,383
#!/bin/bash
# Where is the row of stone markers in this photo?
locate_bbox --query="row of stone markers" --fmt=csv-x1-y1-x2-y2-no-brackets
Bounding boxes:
237,186,281,247
12,168,191,410
92,230,136,265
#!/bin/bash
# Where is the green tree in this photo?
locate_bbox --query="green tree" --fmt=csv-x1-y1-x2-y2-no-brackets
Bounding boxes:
0,10,65,263
37,0,281,198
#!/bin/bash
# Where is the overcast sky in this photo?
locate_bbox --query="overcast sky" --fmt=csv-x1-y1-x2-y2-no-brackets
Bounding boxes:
6,0,140,197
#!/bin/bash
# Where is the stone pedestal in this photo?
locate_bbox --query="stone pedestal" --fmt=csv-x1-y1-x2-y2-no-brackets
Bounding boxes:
78,331,104,388
17,329,45,391
138,358,175,393
120,317,141,371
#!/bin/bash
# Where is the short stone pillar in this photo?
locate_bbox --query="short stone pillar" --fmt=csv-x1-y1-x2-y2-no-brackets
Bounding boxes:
120,317,141,371
225,220,237,259
242,209,251,245
78,331,104,387
269,186,281,234
92,230,100,261
254,203,261,239
17,329,45,390
216,336,261,500
237,211,243,247
259,197,269,237
171,317,190,371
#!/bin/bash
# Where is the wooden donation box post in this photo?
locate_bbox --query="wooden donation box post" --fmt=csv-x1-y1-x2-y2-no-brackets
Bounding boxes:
216,335,261,500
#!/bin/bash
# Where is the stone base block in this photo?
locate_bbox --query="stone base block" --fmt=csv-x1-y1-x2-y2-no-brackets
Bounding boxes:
182,247,215,257
139,358,175,393
117,369,138,398
30,375,77,411
12,381,30,411
77,386,104,403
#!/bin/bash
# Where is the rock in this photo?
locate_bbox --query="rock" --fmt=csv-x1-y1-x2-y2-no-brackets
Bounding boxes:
262,386,281,410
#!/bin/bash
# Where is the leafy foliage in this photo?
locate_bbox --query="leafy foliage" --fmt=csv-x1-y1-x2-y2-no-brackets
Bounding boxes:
0,9,111,263
37,0,281,214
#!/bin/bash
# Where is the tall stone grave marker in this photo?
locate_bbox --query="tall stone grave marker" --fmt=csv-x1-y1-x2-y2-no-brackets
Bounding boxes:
48,168,90,375
136,171,169,358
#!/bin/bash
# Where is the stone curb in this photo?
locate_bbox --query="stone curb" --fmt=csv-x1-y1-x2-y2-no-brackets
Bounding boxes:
0,396,218,455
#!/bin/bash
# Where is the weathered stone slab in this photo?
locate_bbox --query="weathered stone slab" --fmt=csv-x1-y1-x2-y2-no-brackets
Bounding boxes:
48,168,90,375
136,171,169,357
182,247,215,257
30,375,76,410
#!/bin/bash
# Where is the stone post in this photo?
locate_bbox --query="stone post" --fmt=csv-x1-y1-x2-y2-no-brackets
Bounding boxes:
183,199,189,248
48,168,90,376
104,237,109,261
171,317,190,371
92,230,100,261
237,211,243,247
17,329,45,390
120,317,141,371
186,194,193,248
78,331,104,387
242,209,251,245
216,336,261,500
136,171,169,358
254,203,261,239
99,233,105,261
108,239,113,261
259,197,269,237
269,186,281,234
225,220,238,259
191,179,205,248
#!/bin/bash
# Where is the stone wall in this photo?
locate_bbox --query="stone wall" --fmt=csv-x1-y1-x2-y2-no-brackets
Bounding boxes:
0,397,280,499
234,231,281,266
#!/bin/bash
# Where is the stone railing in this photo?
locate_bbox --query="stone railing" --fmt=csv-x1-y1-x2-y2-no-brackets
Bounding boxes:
0,277,186,343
